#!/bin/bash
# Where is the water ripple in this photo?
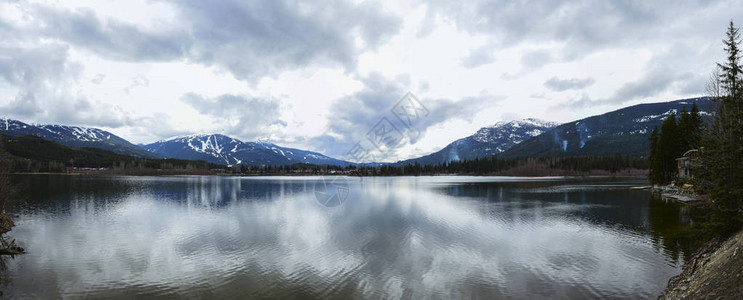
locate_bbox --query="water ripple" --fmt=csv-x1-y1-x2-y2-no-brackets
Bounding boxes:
2,175,688,299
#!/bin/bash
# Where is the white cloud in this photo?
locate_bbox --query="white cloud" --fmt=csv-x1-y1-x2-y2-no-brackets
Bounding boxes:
0,0,742,161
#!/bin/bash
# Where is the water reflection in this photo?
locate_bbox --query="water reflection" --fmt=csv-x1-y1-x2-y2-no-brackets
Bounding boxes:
3,175,696,299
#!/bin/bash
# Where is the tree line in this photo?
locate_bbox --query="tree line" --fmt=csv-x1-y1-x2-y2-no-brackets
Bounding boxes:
350,155,646,177
650,21,743,234
0,134,222,174
647,102,704,185
697,21,743,233
224,155,647,177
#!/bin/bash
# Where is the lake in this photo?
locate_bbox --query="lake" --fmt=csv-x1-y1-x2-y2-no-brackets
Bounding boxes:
1,175,697,299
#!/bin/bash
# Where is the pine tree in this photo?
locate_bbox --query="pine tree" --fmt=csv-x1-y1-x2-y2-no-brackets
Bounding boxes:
659,113,682,184
701,21,743,233
648,126,662,185
678,106,693,151
718,21,742,105
688,102,704,148
677,104,704,152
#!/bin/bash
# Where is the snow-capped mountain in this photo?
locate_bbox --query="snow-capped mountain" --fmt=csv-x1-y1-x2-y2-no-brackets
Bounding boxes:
501,97,715,158
142,134,351,166
0,118,158,158
2,97,714,168
471,118,558,146
398,118,558,166
256,141,352,166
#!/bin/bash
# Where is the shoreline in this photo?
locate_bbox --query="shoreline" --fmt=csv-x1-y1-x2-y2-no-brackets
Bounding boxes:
659,229,743,299
9,171,649,179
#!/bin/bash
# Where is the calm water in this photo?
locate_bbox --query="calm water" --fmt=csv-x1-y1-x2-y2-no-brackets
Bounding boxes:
1,175,696,299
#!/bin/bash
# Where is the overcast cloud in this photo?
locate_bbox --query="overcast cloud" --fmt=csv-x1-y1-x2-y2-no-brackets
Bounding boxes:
0,0,741,162
544,77,595,92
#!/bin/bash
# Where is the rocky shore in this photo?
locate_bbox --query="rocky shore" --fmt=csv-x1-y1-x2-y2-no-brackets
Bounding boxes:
659,229,743,299
0,213,24,255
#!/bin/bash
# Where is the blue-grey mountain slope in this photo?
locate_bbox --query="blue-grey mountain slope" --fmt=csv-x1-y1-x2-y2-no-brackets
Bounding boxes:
500,97,715,158
0,118,159,158
398,118,558,166
142,134,351,166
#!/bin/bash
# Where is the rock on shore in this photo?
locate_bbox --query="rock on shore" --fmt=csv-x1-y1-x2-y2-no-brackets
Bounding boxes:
660,229,743,299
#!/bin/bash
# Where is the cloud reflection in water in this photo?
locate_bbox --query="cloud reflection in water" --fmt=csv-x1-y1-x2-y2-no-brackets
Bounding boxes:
6,176,679,299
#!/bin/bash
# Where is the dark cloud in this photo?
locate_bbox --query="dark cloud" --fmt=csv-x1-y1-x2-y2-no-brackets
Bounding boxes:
48,97,130,128
126,113,193,142
0,44,73,88
544,77,595,92
32,5,188,62
612,70,678,102
424,1,654,53
422,0,742,68
1,0,737,151
314,73,502,161
561,39,715,109
181,93,285,140
0,43,129,127
606,42,710,105
421,95,502,137
1,0,403,135
1,92,39,119
315,73,403,158
0,92,131,128
18,0,401,83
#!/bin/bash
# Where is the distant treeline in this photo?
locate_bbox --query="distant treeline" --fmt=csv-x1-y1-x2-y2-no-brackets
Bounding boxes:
352,155,646,176
0,134,222,174
225,155,647,176
1,133,648,177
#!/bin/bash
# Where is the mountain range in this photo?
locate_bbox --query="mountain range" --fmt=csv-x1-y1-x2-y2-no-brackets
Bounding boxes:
0,118,157,158
141,134,351,166
0,97,715,167
499,97,714,159
397,118,557,166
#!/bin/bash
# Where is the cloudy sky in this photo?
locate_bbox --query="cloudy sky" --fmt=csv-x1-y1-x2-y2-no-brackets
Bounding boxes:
0,0,741,162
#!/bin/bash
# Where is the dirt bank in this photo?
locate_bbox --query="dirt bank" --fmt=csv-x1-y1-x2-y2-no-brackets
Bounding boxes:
659,229,743,299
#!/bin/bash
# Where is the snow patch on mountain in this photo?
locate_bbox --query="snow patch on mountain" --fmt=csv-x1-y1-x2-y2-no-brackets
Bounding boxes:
0,118,157,158
36,125,112,142
399,118,558,166
633,109,678,122
143,134,349,166
473,118,558,143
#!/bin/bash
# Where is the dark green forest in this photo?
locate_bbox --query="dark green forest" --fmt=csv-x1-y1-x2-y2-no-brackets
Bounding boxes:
698,21,743,233
351,155,646,176
0,134,222,174
648,21,743,234
647,102,704,185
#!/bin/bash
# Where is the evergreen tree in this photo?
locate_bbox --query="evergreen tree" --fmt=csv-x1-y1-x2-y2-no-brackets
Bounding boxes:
688,102,704,148
677,104,704,151
658,113,682,184
700,21,743,233
648,126,662,185
678,106,693,151
718,21,742,103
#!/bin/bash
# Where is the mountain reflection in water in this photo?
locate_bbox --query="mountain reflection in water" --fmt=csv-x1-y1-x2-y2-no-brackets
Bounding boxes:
2,175,696,299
